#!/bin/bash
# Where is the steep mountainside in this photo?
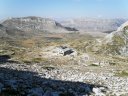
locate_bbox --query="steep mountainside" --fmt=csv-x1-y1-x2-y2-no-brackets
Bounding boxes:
60,18,126,32
95,21,128,56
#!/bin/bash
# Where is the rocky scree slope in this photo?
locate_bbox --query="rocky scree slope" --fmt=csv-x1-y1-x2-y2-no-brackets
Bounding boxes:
1,63,128,96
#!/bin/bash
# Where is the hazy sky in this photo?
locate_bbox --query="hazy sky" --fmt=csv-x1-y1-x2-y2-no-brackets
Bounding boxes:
0,0,128,19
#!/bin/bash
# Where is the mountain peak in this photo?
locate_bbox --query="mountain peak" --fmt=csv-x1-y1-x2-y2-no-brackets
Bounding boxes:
117,21,128,32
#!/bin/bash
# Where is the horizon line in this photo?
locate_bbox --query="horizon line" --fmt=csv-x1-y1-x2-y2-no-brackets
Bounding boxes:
0,16,128,21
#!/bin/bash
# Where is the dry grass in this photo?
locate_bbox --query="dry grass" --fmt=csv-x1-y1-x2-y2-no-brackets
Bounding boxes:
1,32,128,69
21,39,36,48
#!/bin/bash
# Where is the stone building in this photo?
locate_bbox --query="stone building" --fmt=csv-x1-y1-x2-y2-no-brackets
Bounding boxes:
52,46,77,57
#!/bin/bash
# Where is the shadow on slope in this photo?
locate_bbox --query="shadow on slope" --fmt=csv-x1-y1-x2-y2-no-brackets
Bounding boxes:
0,55,18,64
0,66,107,96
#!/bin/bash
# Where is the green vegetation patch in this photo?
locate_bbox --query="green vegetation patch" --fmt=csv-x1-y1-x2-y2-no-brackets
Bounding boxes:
31,57,51,63
98,34,125,55
112,35,125,46
115,70,128,77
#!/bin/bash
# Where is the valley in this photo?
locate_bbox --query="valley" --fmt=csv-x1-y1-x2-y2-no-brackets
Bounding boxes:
0,16,128,96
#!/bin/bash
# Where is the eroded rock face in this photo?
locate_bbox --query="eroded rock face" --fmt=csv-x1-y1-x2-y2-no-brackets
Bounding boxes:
117,21,128,32
2,17,65,32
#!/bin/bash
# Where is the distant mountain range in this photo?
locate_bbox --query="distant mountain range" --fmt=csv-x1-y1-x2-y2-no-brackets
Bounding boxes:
0,16,77,39
59,18,127,32
0,16,127,40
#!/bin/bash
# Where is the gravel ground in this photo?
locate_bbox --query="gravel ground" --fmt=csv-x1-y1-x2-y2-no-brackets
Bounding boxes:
0,63,128,96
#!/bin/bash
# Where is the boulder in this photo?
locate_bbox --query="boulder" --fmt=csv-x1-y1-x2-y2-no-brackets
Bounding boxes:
92,87,105,96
